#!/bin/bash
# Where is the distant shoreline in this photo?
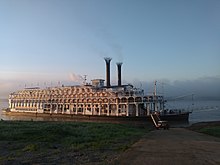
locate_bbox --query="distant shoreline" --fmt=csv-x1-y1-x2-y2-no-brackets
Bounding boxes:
0,98,8,101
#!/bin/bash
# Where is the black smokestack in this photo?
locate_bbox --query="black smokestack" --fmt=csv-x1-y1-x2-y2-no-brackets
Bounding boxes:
117,62,122,86
104,57,112,87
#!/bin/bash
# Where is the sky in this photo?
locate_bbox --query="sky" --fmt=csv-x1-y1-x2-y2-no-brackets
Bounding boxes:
0,0,220,99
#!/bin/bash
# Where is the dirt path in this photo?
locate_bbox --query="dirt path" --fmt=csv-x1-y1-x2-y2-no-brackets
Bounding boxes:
115,128,220,165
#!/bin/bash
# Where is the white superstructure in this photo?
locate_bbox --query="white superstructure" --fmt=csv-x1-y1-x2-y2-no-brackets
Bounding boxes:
8,58,164,117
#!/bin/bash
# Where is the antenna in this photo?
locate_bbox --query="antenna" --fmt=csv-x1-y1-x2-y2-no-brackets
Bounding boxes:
154,80,157,96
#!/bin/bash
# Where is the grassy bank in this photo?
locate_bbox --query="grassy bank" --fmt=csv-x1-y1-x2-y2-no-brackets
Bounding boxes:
199,126,220,138
0,121,148,164
189,121,220,138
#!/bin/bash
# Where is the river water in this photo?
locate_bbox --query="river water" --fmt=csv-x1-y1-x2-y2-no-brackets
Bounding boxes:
166,99,220,124
0,99,220,124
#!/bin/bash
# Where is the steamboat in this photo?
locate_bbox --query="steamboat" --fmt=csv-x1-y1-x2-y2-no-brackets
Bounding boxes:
7,58,191,122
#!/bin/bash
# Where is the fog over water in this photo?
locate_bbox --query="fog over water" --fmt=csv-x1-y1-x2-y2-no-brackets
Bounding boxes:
137,75,220,100
1,75,220,100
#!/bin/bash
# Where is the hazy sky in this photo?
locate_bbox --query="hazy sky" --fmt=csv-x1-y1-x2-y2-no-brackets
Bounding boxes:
0,0,220,98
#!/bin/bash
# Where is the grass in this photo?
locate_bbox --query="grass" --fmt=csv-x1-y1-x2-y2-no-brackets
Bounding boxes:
0,121,148,164
199,126,220,138
189,121,220,138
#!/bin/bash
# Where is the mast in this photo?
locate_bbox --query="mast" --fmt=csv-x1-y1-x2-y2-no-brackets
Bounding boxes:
154,80,158,112
83,75,87,85
154,80,157,97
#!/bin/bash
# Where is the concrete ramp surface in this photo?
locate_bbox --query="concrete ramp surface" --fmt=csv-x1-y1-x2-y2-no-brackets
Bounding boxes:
116,128,220,165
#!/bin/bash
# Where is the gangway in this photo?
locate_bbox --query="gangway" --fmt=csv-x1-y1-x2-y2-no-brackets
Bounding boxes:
150,114,169,130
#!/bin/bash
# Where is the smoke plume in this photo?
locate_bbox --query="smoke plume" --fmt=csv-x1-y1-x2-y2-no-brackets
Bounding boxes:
69,73,84,83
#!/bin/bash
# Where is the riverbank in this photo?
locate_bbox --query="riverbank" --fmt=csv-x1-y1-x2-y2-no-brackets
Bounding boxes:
0,120,219,164
188,121,220,138
0,120,148,164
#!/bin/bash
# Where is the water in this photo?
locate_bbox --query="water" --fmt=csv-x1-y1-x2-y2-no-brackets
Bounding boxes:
166,99,220,124
0,99,9,120
1,99,220,123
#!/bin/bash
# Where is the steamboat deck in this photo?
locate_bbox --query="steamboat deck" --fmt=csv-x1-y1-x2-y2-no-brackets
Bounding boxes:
7,58,190,121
